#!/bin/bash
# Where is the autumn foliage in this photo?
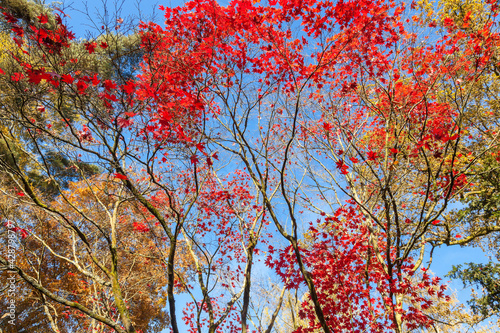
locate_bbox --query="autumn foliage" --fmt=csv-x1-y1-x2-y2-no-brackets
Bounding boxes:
1,0,500,332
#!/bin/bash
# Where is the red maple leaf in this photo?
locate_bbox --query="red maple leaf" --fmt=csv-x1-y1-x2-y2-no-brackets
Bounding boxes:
2,12,18,23
113,173,128,180
91,74,100,86
121,81,136,94
367,151,378,161
11,24,24,37
443,17,455,27
84,42,97,54
103,79,117,91
19,229,28,239
61,74,74,84
76,80,88,94
37,14,48,24
27,69,51,84
117,116,133,128
335,160,349,174
102,93,118,102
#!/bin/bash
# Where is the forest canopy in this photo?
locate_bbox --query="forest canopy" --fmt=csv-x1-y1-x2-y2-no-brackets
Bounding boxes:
0,0,500,332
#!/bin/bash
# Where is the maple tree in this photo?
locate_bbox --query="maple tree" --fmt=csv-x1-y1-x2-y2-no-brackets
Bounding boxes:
1,0,500,332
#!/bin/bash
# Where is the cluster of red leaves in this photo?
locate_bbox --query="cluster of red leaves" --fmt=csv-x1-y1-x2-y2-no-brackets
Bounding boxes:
266,206,445,332
1,10,75,49
139,0,405,117
0,8,145,141
194,170,262,270
182,297,242,333
132,222,150,233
